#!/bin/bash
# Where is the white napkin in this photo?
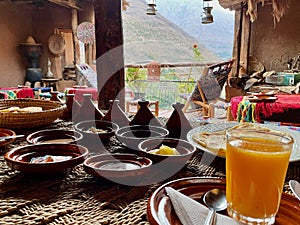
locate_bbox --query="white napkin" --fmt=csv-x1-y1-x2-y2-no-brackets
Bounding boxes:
165,187,243,225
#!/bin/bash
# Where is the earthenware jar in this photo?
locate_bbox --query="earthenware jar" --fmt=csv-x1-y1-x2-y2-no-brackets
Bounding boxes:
65,93,81,119
129,100,162,127
50,91,63,103
165,102,192,140
74,94,104,122
103,99,130,127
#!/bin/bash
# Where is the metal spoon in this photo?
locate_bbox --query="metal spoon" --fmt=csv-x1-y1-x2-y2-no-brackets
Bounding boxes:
289,180,300,201
203,188,227,225
0,135,24,142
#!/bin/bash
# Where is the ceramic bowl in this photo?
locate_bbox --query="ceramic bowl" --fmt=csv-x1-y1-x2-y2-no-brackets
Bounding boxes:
4,143,89,173
74,120,119,143
83,153,152,185
0,128,16,147
138,138,196,164
115,125,169,150
27,129,83,144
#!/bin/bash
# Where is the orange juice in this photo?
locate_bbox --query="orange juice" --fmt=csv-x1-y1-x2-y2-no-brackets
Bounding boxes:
226,130,293,224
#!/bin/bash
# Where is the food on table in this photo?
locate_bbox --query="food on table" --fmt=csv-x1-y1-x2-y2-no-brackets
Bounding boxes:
192,130,227,154
30,155,72,163
191,123,271,155
87,126,107,134
148,144,180,156
0,106,43,113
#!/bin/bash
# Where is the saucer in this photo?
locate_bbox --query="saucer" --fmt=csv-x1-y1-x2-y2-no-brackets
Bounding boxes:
147,177,300,225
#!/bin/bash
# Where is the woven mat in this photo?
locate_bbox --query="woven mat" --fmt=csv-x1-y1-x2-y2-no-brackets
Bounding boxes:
0,119,299,224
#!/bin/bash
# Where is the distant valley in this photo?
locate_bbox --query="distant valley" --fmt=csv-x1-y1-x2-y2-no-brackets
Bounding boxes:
122,0,234,65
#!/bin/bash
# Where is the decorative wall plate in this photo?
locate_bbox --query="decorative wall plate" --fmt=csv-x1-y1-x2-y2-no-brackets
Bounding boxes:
76,22,95,44
48,34,65,55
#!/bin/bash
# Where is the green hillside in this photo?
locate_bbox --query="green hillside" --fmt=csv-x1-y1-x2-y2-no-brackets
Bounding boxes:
122,0,220,65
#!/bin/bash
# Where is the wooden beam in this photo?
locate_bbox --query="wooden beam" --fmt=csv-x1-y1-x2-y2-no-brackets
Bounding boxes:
218,0,243,10
231,5,243,78
71,8,80,66
48,0,81,10
239,6,251,75
95,0,125,110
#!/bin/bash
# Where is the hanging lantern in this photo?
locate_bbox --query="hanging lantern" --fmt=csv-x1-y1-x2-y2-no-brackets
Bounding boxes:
146,0,156,15
202,0,214,24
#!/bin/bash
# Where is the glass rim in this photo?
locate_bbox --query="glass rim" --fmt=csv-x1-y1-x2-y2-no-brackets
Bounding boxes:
226,129,294,145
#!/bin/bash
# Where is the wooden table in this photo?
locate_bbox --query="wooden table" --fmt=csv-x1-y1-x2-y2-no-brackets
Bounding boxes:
41,78,60,91
0,119,298,224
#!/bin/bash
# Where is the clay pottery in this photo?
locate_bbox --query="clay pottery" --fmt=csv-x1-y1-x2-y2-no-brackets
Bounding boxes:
102,99,130,127
165,102,192,140
73,94,104,122
129,100,162,127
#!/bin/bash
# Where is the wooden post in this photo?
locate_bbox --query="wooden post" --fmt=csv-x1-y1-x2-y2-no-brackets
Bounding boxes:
95,0,125,110
231,5,243,78
71,9,80,66
239,6,251,76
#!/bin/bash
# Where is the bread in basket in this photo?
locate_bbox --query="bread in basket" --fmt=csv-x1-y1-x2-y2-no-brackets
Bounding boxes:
0,99,66,129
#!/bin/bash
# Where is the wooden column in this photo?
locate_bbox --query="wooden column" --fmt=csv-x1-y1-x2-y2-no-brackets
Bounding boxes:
231,5,243,78
71,9,80,66
94,0,125,110
239,6,251,75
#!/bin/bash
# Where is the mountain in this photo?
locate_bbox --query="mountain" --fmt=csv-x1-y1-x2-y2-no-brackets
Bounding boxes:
122,0,220,64
156,0,235,59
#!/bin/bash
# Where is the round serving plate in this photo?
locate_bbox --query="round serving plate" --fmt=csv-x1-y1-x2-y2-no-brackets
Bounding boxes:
147,177,300,225
187,122,300,162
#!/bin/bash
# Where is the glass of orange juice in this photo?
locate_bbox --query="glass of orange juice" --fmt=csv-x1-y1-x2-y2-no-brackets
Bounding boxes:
226,129,293,225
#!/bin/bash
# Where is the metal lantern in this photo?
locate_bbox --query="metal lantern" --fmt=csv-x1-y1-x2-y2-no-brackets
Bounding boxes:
202,0,214,24
146,0,156,15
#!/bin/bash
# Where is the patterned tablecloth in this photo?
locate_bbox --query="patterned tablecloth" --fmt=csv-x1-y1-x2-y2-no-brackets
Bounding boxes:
231,94,300,124
0,119,299,224
0,87,34,99
65,87,98,103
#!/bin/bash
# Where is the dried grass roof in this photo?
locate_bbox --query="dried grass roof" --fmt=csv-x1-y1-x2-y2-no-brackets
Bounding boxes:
218,0,292,26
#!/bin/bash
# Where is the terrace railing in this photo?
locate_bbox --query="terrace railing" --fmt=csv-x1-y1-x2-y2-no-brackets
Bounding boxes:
125,62,219,109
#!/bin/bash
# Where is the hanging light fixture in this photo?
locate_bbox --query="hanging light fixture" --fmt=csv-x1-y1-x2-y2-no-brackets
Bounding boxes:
202,0,214,24
146,0,157,15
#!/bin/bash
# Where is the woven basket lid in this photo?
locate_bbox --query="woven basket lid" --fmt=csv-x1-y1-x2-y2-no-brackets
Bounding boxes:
20,36,42,46
48,34,65,55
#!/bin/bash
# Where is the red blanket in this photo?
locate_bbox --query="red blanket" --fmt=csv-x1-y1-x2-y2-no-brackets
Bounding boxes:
231,94,300,122
65,87,98,103
0,87,34,99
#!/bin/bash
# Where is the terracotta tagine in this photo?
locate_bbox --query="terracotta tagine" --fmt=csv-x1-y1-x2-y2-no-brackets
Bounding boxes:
165,102,192,140
73,94,104,122
102,99,130,127
129,100,162,127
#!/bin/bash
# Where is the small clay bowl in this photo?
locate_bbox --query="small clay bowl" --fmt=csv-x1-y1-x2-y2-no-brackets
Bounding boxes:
27,129,83,144
115,125,169,151
0,128,16,147
74,120,119,143
83,153,152,185
4,143,89,173
138,138,196,164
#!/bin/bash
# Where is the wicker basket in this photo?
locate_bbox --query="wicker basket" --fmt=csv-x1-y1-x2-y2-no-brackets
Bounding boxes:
0,99,67,129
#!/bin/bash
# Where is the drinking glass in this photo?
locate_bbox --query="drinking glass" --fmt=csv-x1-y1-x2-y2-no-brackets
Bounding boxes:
226,129,293,225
